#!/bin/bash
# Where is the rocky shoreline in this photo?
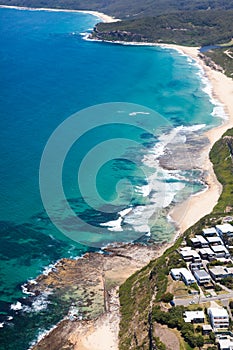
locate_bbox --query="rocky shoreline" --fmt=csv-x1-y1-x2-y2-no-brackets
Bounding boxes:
29,242,168,350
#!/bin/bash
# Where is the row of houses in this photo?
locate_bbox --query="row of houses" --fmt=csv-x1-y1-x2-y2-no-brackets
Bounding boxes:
183,307,229,330
203,224,233,238
170,266,213,285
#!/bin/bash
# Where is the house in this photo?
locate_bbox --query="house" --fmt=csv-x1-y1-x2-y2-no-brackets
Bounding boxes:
206,236,224,246
208,307,229,329
211,245,230,258
170,268,195,285
216,224,233,238
199,247,215,261
191,235,209,248
194,269,211,285
180,248,201,262
183,310,205,323
202,324,212,335
189,262,204,272
218,337,233,350
202,227,218,237
209,266,233,281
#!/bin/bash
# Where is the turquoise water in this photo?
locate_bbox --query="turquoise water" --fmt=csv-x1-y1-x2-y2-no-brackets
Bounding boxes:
0,7,224,349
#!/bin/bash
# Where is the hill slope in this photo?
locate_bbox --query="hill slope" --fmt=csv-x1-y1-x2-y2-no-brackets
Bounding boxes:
1,0,233,18
93,10,233,46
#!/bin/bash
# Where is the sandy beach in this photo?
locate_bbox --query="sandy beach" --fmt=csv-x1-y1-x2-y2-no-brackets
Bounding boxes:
166,44,233,233
61,45,233,350
4,6,232,349
0,5,120,23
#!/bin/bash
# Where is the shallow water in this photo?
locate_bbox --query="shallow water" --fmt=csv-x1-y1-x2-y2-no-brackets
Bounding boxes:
0,7,226,348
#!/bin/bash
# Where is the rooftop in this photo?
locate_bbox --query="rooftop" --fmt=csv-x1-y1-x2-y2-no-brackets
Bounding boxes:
170,268,195,281
216,223,233,233
180,249,200,258
195,235,208,244
184,310,205,323
203,227,218,235
211,245,229,253
194,269,210,278
209,266,233,275
218,338,233,349
208,307,229,318
199,247,215,255
207,236,223,244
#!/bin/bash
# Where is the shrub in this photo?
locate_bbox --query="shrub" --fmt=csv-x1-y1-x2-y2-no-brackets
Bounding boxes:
161,292,174,303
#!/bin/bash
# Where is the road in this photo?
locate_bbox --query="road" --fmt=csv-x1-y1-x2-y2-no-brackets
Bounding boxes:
174,292,233,307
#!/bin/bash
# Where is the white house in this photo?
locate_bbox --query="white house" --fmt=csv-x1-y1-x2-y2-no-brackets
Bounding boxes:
170,268,195,285
191,235,209,248
183,310,205,323
211,245,230,258
202,227,218,237
218,337,233,350
208,307,229,329
194,269,211,285
180,248,201,262
209,266,233,281
199,247,215,260
216,224,233,238
206,236,224,246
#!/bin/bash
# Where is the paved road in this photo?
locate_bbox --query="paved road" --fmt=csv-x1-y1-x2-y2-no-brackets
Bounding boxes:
174,292,233,306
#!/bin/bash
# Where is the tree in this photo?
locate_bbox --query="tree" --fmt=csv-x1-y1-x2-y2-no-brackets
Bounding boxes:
161,292,174,303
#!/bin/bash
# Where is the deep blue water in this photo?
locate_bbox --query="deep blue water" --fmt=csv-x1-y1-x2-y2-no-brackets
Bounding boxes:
0,7,225,349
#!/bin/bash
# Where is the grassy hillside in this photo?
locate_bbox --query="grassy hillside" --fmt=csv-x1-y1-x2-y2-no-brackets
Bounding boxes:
93,10,233,46
1,0,233,18
205,46,233,78
118,128,233,349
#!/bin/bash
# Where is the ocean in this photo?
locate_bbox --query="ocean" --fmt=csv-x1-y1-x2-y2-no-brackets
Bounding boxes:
0,7,225,349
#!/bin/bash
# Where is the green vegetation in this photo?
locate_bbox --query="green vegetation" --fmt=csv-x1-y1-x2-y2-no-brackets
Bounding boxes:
221,276,233,289
152,305,205,348
153,336,166,350
1,0,233,19
205,47,233,78
94,10,233,46
160,292,174,303
118,129,233,349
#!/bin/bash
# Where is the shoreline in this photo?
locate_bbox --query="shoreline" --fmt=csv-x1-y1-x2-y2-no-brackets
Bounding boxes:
1,6,232,349
0,5,120,23
165,44,233,233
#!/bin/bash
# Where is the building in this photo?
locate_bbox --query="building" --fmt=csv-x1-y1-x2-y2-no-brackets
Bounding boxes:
216,224,233,238
208,307,229,329
199,247,215,261
180,248,201,262
202,324,212,335
209,266,233,281
207,236,224,246
183,310,205,323
194,269,211,285
189,262,204,272
170,268,195,285
218,337,233,350
202,227,218,237
211,245,230,259
191,235,209,248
